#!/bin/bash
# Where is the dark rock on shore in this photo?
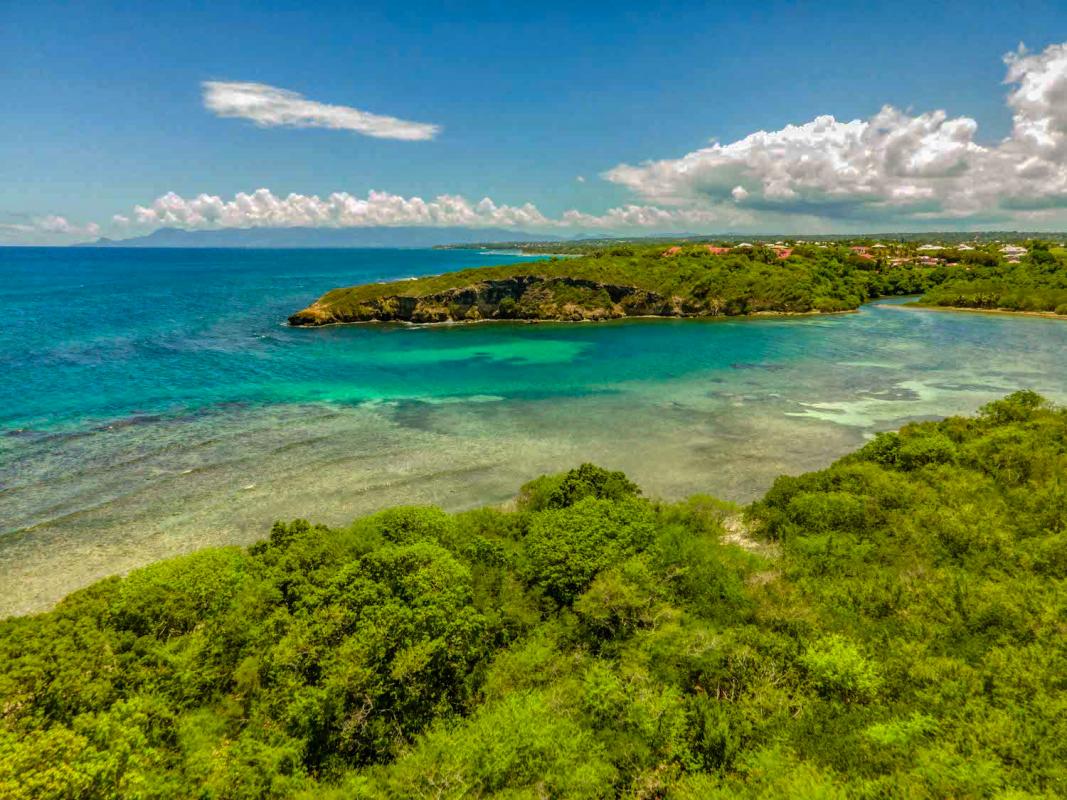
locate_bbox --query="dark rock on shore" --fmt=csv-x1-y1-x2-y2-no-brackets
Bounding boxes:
288,275,688,326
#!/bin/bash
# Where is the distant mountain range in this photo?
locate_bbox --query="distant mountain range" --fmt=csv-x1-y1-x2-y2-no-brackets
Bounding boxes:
77,226,561,249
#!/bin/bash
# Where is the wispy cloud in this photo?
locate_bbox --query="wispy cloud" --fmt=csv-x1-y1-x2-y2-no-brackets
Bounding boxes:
202,81,440,141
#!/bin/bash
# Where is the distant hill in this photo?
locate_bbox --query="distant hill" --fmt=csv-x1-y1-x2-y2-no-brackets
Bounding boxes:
76,226,560,249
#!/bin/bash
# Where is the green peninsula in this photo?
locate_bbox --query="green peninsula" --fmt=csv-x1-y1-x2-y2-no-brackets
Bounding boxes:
288,243,940,325
289,238,1067,326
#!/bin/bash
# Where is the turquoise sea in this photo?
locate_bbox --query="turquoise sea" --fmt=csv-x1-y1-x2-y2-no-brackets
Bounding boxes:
3,247,1067,615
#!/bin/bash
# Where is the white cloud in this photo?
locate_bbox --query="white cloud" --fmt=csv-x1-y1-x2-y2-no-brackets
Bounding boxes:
36,215,100,236
1004,43,1067,161
25,41,1067,244
122,189,548,229
0,215,99,244
603,40,1067,224
202,81,440,141
560,204,741,229
111,189,730,234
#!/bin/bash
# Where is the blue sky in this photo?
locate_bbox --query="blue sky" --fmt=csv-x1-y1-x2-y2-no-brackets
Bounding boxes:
5,0,1067,242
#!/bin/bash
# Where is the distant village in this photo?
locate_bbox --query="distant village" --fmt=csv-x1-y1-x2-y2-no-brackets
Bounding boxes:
658,239,1044,268
443,234,1063,269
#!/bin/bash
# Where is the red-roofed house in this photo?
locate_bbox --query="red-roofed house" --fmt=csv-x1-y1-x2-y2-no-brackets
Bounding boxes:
706,246,731,255
663,246,682,256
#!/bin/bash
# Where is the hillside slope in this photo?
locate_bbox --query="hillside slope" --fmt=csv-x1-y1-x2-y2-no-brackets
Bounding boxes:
289,244,937,325
2,392,1065,797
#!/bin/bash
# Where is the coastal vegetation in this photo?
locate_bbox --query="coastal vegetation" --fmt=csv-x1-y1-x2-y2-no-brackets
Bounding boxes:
918,241,1067,314
288,242,947,325
291,237,1067,325
433,231,1067,254
2,392,1065,797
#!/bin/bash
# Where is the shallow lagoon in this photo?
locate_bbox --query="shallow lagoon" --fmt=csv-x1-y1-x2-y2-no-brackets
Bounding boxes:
3,248,1067,615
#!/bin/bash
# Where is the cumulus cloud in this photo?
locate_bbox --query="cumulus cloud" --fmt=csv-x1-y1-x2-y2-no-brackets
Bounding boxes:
1004,43,1067,160
111,189,729,233
122,189,548,229
36,215,100,236
0,215,99,244
202,81,440,141
560,204,736,229
604,40,1067,223
29,40,1067,245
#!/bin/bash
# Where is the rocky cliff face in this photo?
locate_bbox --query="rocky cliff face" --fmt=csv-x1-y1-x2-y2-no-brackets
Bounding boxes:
288,275,707,326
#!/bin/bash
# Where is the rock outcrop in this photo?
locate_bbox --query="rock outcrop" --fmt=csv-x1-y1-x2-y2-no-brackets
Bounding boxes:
288,275,700,326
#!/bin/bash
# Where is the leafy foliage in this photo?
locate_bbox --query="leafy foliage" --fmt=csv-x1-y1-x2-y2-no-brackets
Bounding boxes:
920,242,1067,313
518,462,641,511
290,242,959,324
2,395,1066,797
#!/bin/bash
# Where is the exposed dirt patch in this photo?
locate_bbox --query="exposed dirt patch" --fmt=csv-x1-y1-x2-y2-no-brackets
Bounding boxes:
721,513,779,557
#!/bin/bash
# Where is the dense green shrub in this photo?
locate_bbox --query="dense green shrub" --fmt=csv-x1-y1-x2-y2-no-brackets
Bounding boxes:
2,396,1066,797
800,635,881,703
920,252,1067,312
522,496,656,604
519,462,640,511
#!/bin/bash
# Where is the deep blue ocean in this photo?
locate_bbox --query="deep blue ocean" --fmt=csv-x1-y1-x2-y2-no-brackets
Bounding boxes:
3,246,1067,614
